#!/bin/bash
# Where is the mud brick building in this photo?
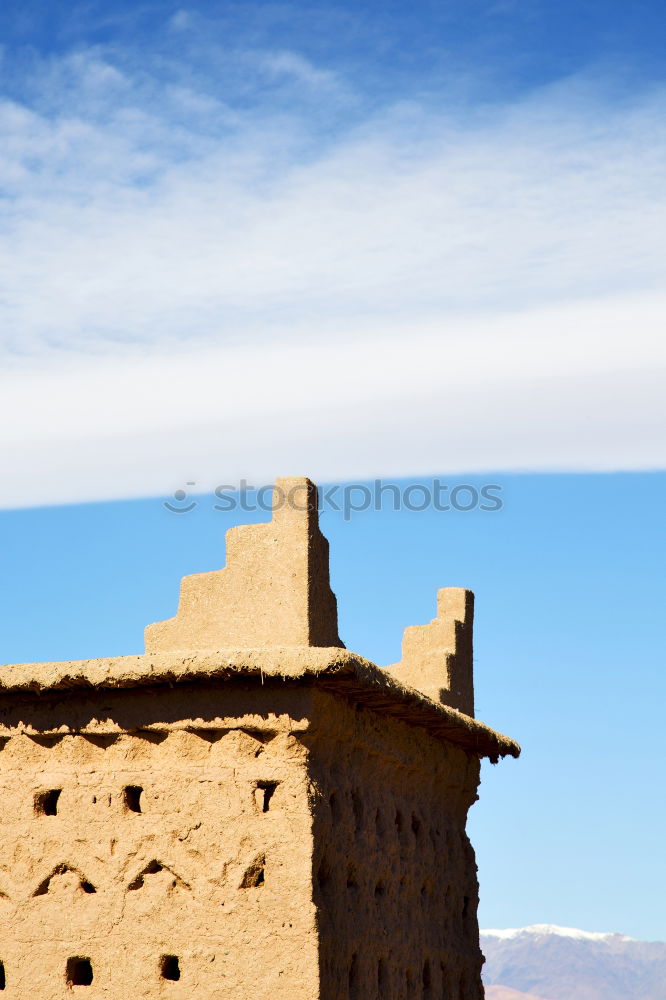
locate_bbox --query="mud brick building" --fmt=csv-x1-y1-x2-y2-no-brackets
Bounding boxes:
0,477,518,998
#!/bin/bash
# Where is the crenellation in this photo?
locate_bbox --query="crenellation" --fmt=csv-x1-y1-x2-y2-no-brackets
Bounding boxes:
387,586,475,715
145,477,344,653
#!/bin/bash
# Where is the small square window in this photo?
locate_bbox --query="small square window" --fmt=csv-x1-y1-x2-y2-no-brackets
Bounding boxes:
123,786,143,813
160,955,180,981
34,789,61,816
254,781,278,812
66,957,93,986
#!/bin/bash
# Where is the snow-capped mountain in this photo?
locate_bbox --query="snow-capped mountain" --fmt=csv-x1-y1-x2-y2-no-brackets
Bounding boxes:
480,924,666,1000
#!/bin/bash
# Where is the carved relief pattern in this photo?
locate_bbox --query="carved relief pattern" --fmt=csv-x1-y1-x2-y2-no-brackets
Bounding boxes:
0,727,316,998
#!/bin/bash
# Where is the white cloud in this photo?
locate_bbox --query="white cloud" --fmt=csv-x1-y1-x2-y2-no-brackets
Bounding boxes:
257,49,342,90
1,293,664,508
168,9,193,32
1,49,665,505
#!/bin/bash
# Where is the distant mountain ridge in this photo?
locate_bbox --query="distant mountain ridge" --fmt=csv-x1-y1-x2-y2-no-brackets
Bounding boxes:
480,924,666,1000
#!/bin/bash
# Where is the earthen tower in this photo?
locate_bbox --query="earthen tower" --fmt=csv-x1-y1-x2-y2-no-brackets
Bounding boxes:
0,477,518,998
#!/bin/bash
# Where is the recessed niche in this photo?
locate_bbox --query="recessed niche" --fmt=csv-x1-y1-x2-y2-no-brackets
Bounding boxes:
377,958,387,994
316,858,331,893
0,960,5,990
128,860,163,890
239,854,265,888
128,860,189,892
254,781,278,813
123,785,143,813
33,864,97,898
351,791,363,833
348,953,359,1000
160,955,181,981
422,959,432,997
191,729,225,743
66,957,93,986
29,735,63,749
34,789,61,816
135,730,169,744
82,734,119,749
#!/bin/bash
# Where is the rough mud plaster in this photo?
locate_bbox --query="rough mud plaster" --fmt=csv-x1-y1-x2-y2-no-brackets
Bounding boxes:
0,677,504,999
306,689,484,1000
0,686,319,999
0,682,313,739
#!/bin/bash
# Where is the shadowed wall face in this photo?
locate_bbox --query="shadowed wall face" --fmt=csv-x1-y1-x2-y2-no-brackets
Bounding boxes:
307,689,484,1000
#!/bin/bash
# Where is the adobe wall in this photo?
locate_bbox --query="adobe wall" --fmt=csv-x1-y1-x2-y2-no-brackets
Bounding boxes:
306,688,484,1000
0,683,319,1000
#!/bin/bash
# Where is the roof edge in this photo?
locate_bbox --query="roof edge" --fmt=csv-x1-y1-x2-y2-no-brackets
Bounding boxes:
0,648,519,761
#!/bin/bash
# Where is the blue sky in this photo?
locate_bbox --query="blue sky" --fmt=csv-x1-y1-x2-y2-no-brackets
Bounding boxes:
1,0,665,940
2,1,665,93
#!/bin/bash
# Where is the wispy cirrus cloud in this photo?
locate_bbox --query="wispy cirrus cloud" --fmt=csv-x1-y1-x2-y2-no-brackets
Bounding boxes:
1,40,665,505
